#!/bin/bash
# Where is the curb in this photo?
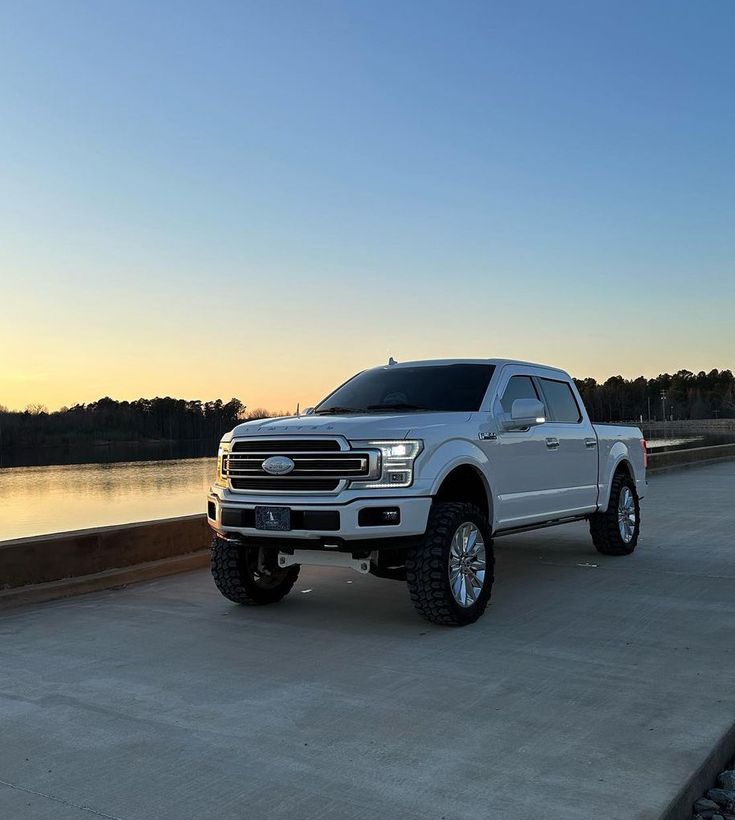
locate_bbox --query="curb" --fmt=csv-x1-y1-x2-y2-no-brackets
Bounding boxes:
0,549,210,609
660,720,735,820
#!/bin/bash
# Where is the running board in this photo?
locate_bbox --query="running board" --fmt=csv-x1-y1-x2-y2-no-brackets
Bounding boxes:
278,550,371,574
493,514,589,538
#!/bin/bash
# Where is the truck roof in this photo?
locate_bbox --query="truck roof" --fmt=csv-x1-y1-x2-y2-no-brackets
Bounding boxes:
374,358,570,377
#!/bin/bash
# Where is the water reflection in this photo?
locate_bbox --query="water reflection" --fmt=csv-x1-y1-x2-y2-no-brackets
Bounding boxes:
645,433,735,452
0,458,216,542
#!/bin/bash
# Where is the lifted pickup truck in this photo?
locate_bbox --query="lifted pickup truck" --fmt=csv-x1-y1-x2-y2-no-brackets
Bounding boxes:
208,359,646,626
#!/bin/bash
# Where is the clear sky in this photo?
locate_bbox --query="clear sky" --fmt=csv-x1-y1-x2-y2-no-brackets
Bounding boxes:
1,0,733,412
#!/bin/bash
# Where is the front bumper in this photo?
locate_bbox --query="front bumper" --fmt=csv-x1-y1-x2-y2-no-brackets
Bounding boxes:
207,489,432,548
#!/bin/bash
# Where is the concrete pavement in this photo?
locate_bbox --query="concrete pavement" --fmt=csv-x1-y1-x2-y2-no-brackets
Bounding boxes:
1,462,735,820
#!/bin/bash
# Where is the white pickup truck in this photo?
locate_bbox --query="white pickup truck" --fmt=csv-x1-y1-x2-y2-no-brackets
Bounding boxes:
208,359,646,626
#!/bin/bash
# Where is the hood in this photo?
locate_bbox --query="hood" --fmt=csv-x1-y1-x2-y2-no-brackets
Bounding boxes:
228,412,471,442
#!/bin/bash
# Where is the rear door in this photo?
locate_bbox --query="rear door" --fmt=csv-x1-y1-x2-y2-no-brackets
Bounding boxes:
533,376,598,516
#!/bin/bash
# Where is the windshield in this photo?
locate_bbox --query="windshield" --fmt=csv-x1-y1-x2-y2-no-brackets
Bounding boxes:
315,364,496,414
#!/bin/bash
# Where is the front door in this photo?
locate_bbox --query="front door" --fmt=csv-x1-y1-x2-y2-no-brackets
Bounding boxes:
484,370,552,527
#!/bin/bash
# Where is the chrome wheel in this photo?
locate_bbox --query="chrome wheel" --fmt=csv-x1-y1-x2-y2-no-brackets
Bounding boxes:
448,522,487,608
617,486,637,543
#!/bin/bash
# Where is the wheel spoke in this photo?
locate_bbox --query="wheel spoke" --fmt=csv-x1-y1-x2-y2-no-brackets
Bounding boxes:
454,575,467,606
464,577,476,603
466,528,478,552
461,524,470,552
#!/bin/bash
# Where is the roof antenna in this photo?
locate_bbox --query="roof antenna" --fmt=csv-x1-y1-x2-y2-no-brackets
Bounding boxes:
388,356,398,366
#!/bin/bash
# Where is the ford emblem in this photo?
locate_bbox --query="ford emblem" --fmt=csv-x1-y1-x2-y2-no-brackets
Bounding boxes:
262,456,295,476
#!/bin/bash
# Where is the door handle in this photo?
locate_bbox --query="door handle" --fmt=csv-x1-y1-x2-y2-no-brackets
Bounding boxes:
585,438,598,448
545,437,560,449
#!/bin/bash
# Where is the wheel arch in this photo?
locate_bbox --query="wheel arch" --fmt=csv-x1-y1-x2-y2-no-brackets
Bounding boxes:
430,461,494,526
598,443,635,510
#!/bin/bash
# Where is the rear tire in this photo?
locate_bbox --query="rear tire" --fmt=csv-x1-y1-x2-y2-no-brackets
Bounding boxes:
405,502,494,626
210,536,299,605
589,472,640,556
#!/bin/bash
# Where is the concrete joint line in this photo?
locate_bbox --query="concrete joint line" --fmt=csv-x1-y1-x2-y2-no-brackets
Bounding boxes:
0,778,125,820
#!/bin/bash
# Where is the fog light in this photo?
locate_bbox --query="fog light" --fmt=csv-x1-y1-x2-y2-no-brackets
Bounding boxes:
388,471,408,484
358,507,401,527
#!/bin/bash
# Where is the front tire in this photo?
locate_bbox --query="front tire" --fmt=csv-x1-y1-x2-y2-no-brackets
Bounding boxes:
405,502,495,626
210,536,300,605
589,472,640,556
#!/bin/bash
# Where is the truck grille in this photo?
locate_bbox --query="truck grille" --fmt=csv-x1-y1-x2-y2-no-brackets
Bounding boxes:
230,478,341,492
224,438,376,493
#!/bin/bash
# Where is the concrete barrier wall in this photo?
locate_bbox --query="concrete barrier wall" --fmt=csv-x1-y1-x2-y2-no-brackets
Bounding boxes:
3,445,735,605
648,443,735,471
0,515,210,594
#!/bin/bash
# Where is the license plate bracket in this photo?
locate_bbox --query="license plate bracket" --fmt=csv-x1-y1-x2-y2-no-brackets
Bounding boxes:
255,506,291,531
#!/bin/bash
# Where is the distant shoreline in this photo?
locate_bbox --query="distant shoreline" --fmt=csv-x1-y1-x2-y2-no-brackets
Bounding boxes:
0,437,220,470
2,436,208,449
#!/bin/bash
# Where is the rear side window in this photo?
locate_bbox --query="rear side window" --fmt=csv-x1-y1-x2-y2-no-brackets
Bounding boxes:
539,378,582,423
500,376,539,413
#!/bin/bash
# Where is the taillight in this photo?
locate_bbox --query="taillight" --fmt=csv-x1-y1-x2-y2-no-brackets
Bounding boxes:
641,439,648,468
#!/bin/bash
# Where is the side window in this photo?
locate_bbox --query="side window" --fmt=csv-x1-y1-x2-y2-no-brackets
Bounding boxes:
500,375,539,413
539,378,582,423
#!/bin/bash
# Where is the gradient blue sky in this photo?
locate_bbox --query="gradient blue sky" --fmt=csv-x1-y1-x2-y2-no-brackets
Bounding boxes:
1,0,733,411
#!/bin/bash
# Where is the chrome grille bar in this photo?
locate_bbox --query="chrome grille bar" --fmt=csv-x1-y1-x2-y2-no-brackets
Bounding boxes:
224,455,369,475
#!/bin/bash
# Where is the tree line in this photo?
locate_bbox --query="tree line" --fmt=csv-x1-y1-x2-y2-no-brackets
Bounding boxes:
0,397,280,451
574,369,735,422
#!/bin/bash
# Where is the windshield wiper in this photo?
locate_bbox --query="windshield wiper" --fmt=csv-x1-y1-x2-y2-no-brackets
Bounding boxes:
366,403,430,412
313,406,365,415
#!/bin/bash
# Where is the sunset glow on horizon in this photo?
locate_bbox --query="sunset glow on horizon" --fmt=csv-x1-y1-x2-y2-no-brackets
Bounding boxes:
2,1,733,414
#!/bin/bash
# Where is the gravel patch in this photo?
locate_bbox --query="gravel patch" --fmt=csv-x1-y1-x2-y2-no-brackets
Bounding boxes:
693,761,735,819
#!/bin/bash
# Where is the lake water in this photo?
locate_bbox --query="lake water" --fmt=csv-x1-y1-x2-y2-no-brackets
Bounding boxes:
0,457,216,542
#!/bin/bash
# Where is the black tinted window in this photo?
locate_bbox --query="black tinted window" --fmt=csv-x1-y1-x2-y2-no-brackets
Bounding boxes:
500,376,539,413
317,364,495,413
539,378,582,423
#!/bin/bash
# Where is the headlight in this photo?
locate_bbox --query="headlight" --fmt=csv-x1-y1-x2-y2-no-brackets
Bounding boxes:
349,440,422,488
216,441,230,485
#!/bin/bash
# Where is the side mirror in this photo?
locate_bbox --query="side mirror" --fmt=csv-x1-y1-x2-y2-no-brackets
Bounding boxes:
500,398,546,431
